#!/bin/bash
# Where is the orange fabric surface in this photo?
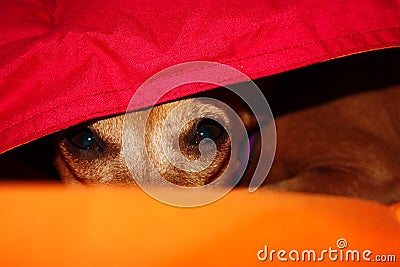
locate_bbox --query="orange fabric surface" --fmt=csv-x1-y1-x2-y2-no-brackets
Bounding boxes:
0,184,398,266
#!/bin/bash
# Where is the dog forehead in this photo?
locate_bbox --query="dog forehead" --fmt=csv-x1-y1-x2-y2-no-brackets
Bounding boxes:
149,98,232,130
97,97,231,143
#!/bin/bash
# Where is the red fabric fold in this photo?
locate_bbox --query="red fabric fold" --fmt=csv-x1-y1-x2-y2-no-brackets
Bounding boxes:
1,0,400,153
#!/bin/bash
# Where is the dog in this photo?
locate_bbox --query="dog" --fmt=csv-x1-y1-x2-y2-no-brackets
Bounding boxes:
54,50,400,204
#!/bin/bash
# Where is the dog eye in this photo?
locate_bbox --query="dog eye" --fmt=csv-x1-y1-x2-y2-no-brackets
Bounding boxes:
194,119,224,144
68,128,101,151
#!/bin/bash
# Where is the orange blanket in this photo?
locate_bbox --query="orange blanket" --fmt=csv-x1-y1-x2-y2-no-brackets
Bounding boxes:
0,184,398,266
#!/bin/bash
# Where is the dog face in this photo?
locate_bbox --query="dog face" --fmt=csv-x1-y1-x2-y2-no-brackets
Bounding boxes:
54,92,260,187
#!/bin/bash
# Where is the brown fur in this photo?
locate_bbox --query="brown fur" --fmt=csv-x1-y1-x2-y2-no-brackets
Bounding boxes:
54,85,400,204
265,85,400,204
